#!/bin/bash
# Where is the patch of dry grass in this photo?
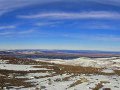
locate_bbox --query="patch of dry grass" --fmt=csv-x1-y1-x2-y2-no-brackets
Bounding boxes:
0,76,33,89
62,75,76,81
92,81,110,90
68,78,88,88
52,64,103,75
92,82,103,90
114,70,120,76
0,55,53,65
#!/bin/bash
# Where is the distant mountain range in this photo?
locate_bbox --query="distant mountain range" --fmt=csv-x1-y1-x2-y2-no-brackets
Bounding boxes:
1,49,120,54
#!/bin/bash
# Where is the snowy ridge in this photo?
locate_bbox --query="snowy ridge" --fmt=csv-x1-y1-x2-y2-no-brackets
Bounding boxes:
39,57,120,69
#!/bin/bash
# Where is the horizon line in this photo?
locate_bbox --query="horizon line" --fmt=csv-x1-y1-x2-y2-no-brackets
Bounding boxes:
1,48,120,53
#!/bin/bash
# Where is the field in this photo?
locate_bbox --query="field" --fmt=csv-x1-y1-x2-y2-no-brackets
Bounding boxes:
0,54,120,90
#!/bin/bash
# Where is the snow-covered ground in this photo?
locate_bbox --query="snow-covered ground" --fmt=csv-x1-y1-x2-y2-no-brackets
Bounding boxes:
0,64,50,71
18,73,120,90
0,59,9,64
0,56,120,90
37,57,120,69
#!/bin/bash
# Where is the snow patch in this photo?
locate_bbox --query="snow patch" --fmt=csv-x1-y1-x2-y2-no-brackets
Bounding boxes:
0,64,50,71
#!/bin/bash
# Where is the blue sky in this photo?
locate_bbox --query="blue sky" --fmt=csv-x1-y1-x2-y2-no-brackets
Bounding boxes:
0,0,120,51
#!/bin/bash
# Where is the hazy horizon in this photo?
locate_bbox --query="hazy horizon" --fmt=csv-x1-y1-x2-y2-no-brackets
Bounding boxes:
1,48,120,53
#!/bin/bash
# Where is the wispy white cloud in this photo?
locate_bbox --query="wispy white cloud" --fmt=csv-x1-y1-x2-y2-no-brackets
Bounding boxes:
0,32,12,35
39,32,120,42
75,23,118,30
36,22,55,26
54,33,120,42
35,21,62,27
0,29,36,37
1,0,120,17
18,11,120,20
0,25,16,30
0,0,60,16
92,0,120,6
18,30,35,34
85,24,113,29
91,34,120,41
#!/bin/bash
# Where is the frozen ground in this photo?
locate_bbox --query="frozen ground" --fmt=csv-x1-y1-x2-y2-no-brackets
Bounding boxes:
0,64,50,71
0,56,120,90
39,57,120,69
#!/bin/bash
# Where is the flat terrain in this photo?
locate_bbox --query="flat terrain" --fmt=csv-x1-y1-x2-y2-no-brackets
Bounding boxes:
0,55,120,90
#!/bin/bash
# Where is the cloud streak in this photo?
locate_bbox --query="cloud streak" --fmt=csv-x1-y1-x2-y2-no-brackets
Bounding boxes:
76,23,118,30
0,25,16,30
0,0,61,16
92,0,120,6
18,11,120,20
0,29,36,37
62,33,120,42
1,0,120,17
91,35,120,42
